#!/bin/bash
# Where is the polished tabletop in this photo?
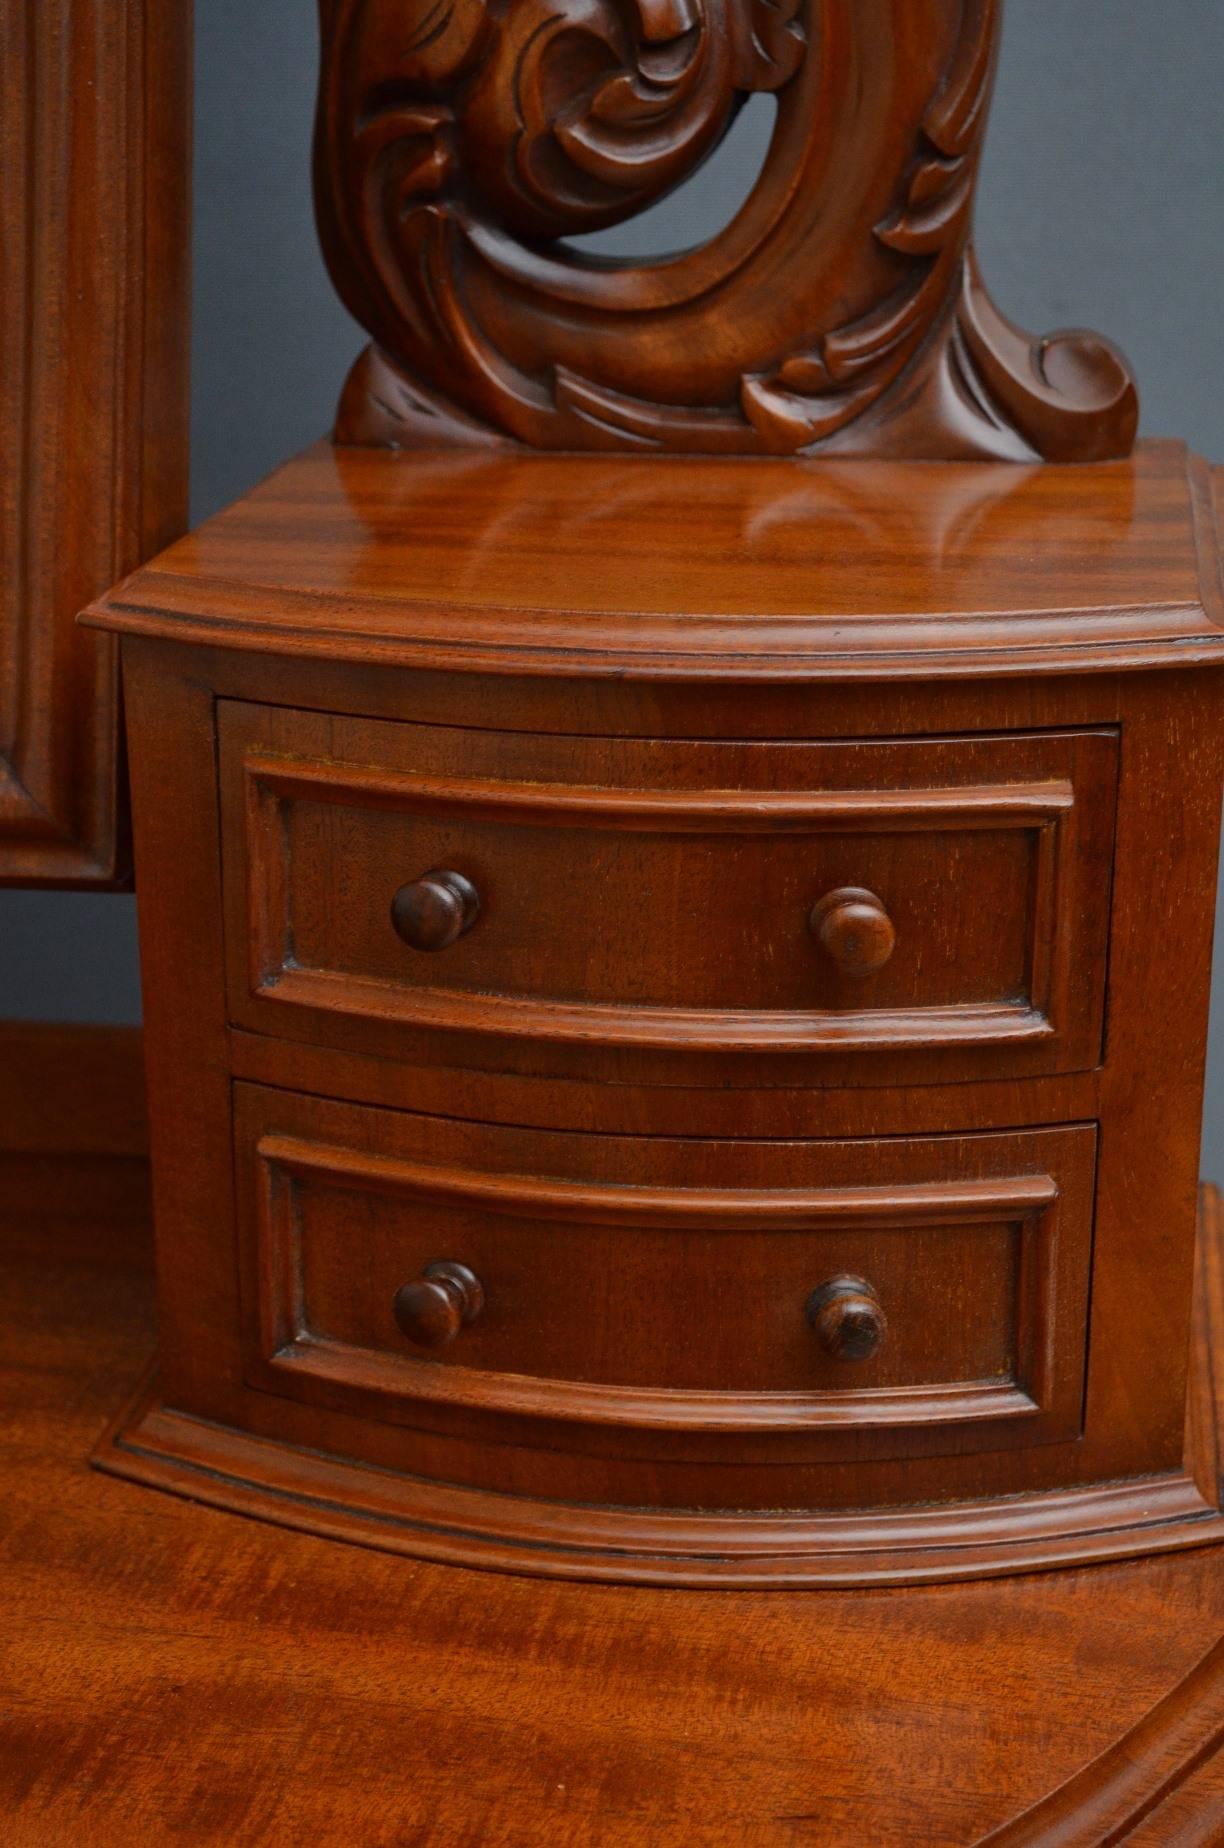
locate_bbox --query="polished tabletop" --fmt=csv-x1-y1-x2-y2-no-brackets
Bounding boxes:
3,1142,1223,1845
86,442,1224,681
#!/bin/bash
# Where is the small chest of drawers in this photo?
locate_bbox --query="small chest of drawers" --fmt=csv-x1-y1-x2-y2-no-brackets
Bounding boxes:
87,442,1224,1585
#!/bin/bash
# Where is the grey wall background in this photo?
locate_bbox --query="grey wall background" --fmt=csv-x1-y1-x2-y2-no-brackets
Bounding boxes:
2,1,1223,1154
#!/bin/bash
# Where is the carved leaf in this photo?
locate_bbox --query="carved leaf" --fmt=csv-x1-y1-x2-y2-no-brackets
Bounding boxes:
319,0,1139,462
736,0,805,91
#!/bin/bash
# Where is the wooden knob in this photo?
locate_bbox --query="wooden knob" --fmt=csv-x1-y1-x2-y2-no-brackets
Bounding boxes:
810,887,896,976
807,1276,887,1361
393,1262,484,1349
391,870,480,952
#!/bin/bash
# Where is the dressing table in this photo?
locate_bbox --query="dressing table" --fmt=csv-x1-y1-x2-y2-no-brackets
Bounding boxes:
86,0,1224,1592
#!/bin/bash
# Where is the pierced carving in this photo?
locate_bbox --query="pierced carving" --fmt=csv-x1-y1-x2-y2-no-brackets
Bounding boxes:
316,0,1138,461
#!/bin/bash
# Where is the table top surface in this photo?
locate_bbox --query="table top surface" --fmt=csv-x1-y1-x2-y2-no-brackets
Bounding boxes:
84,444,1224,682
3,1150,1223,1846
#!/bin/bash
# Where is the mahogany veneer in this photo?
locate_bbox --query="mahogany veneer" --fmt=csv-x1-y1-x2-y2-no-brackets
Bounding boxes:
6,1167,1224,1842
83,443,1224,1584
0,0,190,885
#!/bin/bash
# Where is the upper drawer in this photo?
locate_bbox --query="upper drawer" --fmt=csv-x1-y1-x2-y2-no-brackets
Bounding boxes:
219,704,1117,1085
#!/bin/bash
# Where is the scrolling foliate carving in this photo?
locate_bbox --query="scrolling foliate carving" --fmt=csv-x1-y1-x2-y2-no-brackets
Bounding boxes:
315,0,1138,461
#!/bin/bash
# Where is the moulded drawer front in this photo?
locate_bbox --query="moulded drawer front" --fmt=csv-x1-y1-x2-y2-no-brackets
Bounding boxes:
219,703,1117,1081
235,1083,1097,1459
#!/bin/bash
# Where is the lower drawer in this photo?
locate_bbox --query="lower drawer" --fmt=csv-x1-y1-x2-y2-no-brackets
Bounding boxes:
235,1085,1097,1463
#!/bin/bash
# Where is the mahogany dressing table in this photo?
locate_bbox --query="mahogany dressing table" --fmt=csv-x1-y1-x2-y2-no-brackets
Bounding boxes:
84,0,1224,1592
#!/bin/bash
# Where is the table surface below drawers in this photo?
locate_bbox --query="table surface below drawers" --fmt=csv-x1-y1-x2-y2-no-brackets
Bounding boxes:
2,1148,1223,1846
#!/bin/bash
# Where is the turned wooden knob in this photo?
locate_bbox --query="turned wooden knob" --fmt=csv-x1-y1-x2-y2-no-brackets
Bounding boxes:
391,870,480,952
810,887,896,976
393,1262,485,1349
807,1276,887,1361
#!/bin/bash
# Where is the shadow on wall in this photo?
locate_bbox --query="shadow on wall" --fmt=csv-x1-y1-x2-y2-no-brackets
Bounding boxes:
0,892,142,1023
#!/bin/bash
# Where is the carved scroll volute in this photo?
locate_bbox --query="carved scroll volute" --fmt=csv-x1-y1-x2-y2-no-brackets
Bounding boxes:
315,0,1139,461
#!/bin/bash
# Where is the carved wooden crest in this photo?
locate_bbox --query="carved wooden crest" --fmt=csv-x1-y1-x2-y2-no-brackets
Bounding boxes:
315,0,1138,460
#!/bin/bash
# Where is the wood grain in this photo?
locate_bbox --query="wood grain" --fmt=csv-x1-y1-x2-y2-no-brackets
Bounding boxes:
87,443,1224,1584
220,705,1114,1080
236,1104,1084,1450
93,1116,1222,1583
0,1024,146,1157
4,1170,1223,1841
85,442,1224,680
978,1641,1224,1845
0,0,190,884
974,1189,1224,1842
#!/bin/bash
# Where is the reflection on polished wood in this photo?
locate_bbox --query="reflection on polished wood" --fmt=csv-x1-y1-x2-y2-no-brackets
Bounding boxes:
2,1157,1222,1842
82,449,1224,1587
94,439,1222,677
